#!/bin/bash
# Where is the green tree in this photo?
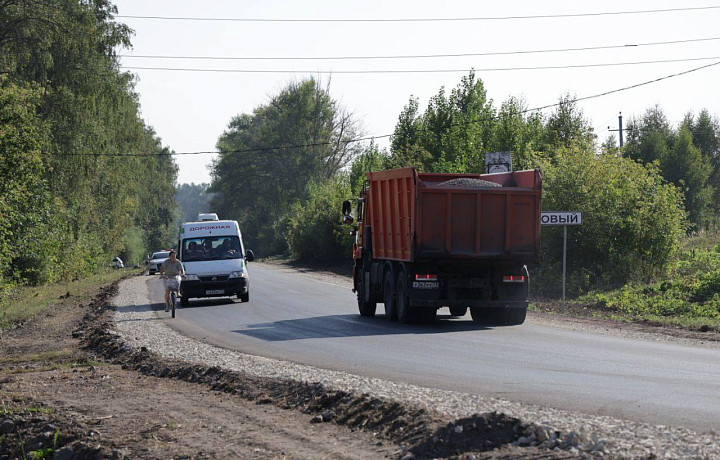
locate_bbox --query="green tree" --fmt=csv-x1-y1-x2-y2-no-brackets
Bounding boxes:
685,110,720,218
489,96,545,170
348,141,389,195
0,0,179,289
543,93,595,152
211,78,362,256
285,177,354,263
662,127,712,227
625,105,674,164
390,71,494,173
176,183,214,223
538,148,686,294
0,77,51,287
625,106,713,228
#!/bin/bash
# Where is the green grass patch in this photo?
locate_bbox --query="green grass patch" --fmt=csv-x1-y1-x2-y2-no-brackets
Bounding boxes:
0,350,74,365
1,401,52,416
580,243,720,329
0,268,139,330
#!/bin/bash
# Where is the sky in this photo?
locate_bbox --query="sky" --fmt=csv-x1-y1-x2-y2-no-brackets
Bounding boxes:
114,0,720,185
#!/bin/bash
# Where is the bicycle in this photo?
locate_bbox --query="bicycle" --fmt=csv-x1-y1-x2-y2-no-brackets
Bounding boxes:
161,275,182,318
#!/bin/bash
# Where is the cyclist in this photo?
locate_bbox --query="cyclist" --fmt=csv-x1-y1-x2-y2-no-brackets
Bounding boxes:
159,250,185,312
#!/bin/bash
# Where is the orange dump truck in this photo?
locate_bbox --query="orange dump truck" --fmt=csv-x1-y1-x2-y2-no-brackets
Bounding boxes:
343,167,542,325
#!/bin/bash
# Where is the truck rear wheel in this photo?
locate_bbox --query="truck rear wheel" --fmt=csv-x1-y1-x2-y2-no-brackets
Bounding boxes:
383,271,397,321
470,307,501,325
471,307,527,326
357,275,376,317
505,308,527,326
396,275,419,324
419,308,437,324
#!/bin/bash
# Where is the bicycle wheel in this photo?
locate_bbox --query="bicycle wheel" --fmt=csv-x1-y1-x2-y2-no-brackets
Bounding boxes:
171,292,176,318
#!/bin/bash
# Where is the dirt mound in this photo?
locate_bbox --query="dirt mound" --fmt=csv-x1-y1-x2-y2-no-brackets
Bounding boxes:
0,400,117,460
2,277,579,459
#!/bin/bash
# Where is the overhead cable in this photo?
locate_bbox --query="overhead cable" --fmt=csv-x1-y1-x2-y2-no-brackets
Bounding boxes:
116,5,720,22
118,36,720,61
121,55,720,74
58,60,720,157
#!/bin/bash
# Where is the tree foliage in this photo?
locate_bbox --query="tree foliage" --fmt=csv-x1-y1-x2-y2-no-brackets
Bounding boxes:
285,177,355,263
0,0,178,293
211,78,362,256
625,106,714,228
537,148,686,294
389,73,594,173
176,183,214,223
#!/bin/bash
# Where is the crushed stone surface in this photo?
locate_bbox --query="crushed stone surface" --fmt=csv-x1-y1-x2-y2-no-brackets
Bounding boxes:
114,274,720,460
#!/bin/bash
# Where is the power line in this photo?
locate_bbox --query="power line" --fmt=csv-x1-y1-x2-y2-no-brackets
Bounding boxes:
115,5,720,22
118,36,720,62
59,60,720,157
120,55,720,74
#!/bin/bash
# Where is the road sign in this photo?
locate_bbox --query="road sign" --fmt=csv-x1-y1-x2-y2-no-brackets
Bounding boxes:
541,211,582,226
541,211,583,310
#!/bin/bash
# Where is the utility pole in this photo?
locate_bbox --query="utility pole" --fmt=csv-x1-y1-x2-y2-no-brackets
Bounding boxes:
608,112,624,147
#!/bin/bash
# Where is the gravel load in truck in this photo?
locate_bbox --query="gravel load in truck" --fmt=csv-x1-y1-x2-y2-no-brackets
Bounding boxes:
432,178,502,189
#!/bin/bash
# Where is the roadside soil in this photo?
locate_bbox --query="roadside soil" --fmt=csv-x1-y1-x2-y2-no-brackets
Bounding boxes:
1,274,575,460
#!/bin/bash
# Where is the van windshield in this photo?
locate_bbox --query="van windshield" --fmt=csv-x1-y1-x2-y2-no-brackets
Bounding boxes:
181,236,243,262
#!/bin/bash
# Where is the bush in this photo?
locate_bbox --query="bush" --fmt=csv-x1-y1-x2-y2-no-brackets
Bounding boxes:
285,177,354,263
533,148,687,296
581,244,720,322
121,226,148,267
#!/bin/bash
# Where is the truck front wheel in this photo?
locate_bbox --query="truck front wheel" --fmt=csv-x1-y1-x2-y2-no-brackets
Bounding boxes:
383,271,397,321
356,274,377,317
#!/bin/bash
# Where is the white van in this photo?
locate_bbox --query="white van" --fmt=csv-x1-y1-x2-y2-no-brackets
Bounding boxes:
177,220,254,306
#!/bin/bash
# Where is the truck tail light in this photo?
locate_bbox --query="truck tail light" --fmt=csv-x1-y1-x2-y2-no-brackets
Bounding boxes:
415,274,438,281
503,275,527,283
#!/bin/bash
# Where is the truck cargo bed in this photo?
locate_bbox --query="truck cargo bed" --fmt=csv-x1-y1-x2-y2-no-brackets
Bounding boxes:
366,167,541,263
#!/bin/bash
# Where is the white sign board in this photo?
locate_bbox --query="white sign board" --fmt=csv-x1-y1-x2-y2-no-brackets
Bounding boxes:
541,212,582,226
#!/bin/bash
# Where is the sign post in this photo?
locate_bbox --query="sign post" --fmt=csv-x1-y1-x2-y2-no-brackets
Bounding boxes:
541,212,583,309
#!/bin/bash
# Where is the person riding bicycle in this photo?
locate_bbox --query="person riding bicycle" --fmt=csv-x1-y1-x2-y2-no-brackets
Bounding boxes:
159,250,185,312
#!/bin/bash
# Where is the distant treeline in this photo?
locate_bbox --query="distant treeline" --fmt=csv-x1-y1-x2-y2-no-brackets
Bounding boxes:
209,72,719,294
0,0,178,295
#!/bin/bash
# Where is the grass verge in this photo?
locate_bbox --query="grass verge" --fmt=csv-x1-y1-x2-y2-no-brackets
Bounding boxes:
533,242,720,332
0,268,139,331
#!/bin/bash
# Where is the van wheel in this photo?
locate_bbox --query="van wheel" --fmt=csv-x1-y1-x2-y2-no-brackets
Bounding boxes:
449,306,467,317
181,296,189,307
239,292,249,303
383,271,397,321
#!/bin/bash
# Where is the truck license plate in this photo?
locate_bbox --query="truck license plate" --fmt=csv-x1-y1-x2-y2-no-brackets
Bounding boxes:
206,289,224,295
413,281,439,289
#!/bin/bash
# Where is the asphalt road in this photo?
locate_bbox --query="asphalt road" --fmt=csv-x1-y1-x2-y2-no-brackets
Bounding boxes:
146,263,720,433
